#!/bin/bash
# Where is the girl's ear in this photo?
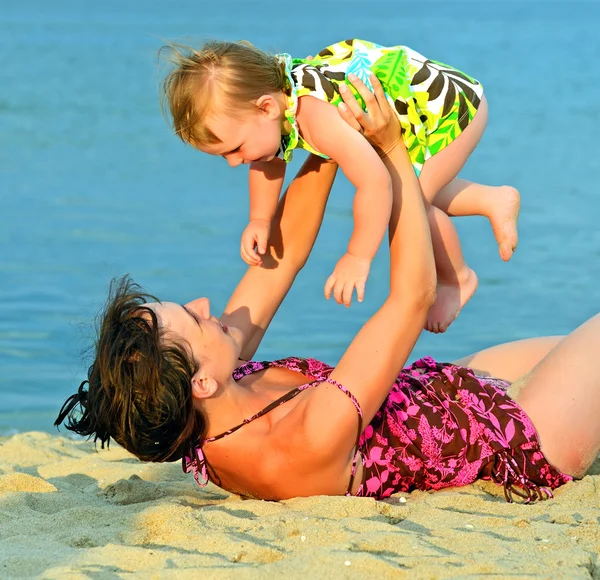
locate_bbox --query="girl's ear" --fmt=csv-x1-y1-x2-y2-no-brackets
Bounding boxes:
190,372,218,400
255,94,280,119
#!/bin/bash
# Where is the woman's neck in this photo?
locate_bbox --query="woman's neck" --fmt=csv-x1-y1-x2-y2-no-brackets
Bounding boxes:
199,376,257,439
197,362,310,438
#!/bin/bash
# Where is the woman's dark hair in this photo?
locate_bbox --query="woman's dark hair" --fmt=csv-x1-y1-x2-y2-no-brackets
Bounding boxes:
55,276,205,463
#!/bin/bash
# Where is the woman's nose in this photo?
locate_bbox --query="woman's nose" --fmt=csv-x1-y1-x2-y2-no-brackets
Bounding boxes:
185,297,210,319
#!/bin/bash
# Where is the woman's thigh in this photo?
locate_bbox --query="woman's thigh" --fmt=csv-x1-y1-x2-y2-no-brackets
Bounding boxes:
512,313,600,477
453,336,564,382
419,95,489,202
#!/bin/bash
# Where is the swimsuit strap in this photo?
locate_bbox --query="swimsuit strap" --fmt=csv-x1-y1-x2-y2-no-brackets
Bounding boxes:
183,371,364,495
183,380,318,487
323,377,364,496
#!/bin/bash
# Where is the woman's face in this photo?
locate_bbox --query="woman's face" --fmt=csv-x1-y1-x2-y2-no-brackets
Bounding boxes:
146,297,243,384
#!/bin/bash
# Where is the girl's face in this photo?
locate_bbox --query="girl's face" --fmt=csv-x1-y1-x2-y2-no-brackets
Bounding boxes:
198,94,284,166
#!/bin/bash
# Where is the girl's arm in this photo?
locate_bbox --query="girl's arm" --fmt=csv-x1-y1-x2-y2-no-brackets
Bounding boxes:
242,159,287,266
296,95,393,305
221,156,338,361
297,76,437,472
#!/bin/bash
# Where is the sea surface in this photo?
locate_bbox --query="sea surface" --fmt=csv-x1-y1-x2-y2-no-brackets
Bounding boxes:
1,0,599,435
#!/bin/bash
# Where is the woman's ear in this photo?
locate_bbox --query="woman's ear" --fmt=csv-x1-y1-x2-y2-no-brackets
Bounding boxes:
255,94,280,119
190,372,218,400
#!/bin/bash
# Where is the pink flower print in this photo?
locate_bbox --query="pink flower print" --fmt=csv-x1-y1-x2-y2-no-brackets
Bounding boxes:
485,418,516,448
451,459,483,487
366,476,382,494
479,440,493,459
364,446,388,468
384,447,398,465
404,454,424,472
520,412,537,440
380,486,395,499
425,472,440,485
387,416,414,445
505,419,516,444
442,367,456,383
432,425,454,445
441,412,458,431
462,407,483,444
419,415,443,465
306,358,323,377
388,389,410,406
375,432,388,446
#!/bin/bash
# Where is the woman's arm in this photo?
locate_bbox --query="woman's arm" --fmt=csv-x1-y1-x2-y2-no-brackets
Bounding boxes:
301,75,437,464
221,156,338,361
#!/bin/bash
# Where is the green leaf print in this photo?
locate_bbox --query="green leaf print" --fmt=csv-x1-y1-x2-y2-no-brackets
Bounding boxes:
372,50,411,101
427,134,447,156
433,111,458,135
441,81,456,118
324,70,346,82
410,61,432,86
449,77,481,110
427,72,445,101
317,39,354,65
430,60,479,84
458,92,469,131
394,99,409,116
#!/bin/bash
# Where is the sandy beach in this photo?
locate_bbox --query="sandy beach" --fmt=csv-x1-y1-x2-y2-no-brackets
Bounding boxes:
0,432,598,578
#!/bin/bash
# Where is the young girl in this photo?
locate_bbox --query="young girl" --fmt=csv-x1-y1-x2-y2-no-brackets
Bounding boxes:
161,38,520,332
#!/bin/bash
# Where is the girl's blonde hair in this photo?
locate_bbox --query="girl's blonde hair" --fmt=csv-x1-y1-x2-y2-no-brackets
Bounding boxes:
159,40,290,147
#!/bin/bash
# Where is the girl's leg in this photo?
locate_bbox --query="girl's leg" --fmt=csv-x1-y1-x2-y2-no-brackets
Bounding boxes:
453,336,565,382
418,95,520,332
511,313,600,477
425,206,478,333
421,96,520,261
434,178,521,262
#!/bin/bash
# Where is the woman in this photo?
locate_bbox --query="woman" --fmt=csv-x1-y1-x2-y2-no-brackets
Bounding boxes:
56,76,599,503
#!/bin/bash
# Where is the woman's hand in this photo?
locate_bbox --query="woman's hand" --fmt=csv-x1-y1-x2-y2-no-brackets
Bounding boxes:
337,73,401,157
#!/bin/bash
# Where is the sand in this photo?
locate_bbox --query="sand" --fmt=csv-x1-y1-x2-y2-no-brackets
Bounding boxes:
1,432,599,579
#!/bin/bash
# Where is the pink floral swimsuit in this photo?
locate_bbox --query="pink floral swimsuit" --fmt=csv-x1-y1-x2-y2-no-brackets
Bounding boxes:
184,357,571,503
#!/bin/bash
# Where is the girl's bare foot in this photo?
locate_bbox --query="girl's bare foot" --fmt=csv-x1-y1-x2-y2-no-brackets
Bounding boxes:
488,186,521,262
425,268,478,333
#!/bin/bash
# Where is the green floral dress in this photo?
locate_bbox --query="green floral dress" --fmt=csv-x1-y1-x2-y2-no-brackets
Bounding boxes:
276,38,484,175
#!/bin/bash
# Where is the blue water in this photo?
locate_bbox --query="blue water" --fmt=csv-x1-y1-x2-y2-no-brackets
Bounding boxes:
1,0,599,435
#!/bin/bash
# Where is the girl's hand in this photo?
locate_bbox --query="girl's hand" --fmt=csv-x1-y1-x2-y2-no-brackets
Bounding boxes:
337,73,402,156
324,253,371,307
241,219,271,266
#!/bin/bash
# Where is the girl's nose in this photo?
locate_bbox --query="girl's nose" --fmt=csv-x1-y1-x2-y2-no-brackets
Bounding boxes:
226,156,243,168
